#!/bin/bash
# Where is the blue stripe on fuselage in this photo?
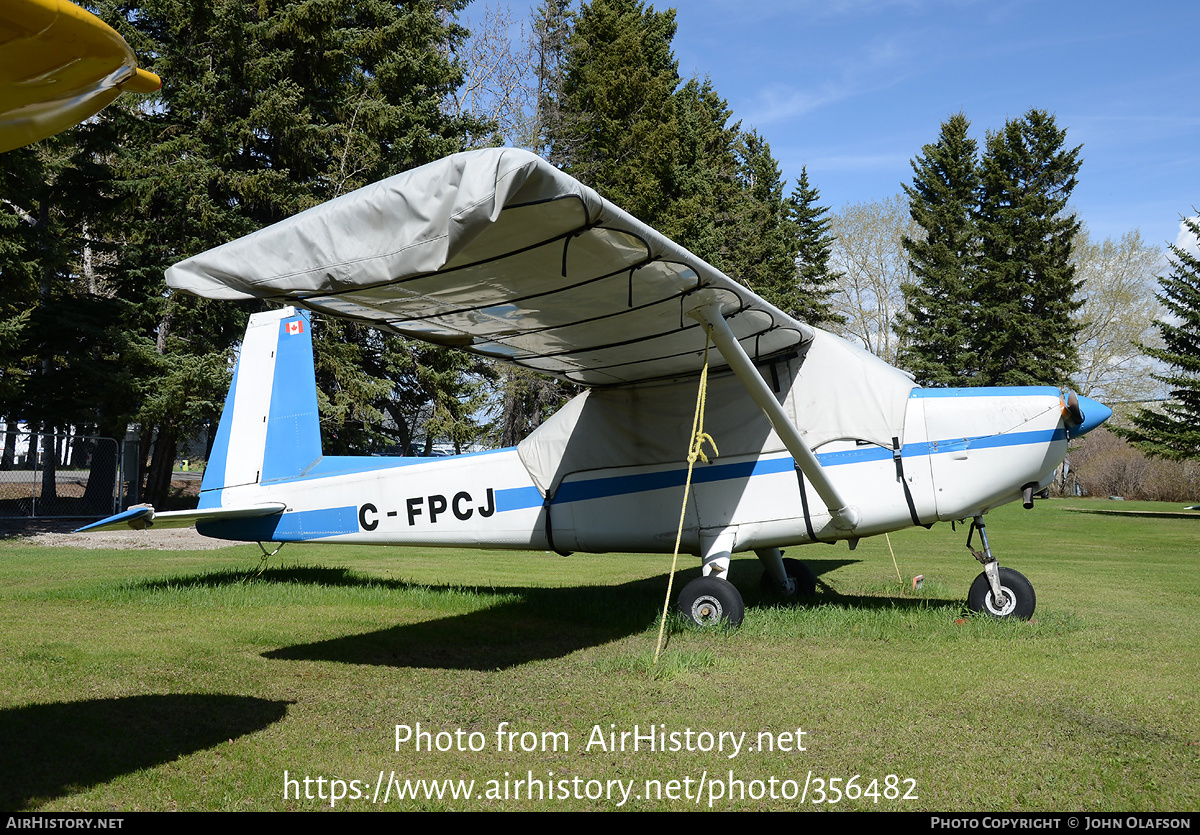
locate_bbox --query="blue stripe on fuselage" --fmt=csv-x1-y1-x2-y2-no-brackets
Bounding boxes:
909,386,1062,399
278,448,514,483
197,505,358,541
208,427,1069,536
502,427,1068,511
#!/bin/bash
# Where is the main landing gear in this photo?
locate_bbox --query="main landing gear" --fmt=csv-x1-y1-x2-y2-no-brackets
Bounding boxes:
675,546,816,628
963,515,1036,620
677,576,745,627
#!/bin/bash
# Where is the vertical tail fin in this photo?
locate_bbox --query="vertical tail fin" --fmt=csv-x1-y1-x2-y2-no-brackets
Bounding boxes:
199,307,321,505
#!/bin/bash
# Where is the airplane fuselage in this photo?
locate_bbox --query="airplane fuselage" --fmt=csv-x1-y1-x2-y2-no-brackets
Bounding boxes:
197,385,1086,561
79,305,1111,625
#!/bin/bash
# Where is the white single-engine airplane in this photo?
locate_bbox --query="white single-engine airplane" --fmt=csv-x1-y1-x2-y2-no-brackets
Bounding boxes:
81,148,1110,625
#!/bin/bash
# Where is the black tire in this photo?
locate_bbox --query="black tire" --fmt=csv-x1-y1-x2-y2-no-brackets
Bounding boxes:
967,567,1036,620
760,557,817,597
677,576,745,628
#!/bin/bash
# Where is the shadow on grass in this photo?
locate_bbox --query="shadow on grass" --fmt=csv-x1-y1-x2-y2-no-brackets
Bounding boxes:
0,693,290,812
115,559,964,671
763,556,966,614
263,572,671,670
1060,506,1200,520
253,558,956,670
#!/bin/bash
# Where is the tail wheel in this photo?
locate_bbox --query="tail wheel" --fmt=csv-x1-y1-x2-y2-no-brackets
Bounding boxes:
967,567,1036,620
677,576,745,627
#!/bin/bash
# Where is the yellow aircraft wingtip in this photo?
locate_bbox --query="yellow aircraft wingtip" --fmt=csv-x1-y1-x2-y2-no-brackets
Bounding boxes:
0,0,160,152
121,67,161,94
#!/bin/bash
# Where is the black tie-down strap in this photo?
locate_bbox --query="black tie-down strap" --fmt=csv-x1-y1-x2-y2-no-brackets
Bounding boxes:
794,464,830,544
543,493,573,557
893,437,930,529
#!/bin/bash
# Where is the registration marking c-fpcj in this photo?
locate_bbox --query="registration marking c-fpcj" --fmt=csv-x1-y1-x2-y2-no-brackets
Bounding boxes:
358,488,497,530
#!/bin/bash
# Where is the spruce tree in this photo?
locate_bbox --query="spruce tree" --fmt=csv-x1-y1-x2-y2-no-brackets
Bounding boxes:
499,1,836,442
552,0,681,225
1117,215,1200,460
898,110,1082,387
657,77,741,268
0,118,146,505
895,113,980,386
547,1,820,319
787,165,844,327
974,109,1082,386
532,0,574,159
104,0,486,498
719,130,797,314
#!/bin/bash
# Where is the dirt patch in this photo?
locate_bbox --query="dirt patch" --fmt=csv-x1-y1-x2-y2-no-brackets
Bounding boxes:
1,520,240,551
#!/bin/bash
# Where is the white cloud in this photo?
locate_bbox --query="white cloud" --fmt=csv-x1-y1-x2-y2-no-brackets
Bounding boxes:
741,36,912,126
1175,217,1200,258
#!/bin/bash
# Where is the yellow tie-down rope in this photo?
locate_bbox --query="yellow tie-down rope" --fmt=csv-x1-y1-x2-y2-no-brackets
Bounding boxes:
654,328,719,664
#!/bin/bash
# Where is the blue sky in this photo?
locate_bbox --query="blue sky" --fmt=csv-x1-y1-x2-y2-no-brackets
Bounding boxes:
474,0,1199,252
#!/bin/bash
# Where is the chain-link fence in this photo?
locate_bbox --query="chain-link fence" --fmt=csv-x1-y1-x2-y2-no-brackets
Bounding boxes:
0,431,123,518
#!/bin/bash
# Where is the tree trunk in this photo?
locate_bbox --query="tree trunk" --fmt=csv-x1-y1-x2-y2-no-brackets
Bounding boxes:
143,425,178,508
39,427,57,507
82,421,124,516
1,421,15,470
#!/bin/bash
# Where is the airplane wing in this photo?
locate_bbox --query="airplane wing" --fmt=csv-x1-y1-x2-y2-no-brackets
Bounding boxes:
166,148,811,386
0,0,161,153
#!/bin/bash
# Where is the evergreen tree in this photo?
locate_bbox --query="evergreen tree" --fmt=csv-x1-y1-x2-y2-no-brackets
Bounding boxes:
0,119,145,504
787,165,844,327
718,140,842,326
657,77,741,268
896,110,1082,387
103,0,485,500
552,0,680,225
498,0,685,447
724,130,800,316
895,113,980,385
531,0,574,158
546,0,829,321
0,146,42,442
1117,215,1200,460
974,109,1082,386
496,1,841,443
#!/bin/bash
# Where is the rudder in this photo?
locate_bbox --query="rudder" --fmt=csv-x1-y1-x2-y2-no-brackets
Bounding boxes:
199,307,322,504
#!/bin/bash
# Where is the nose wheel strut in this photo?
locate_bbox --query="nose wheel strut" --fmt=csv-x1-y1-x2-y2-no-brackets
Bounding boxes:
964,515,1036,620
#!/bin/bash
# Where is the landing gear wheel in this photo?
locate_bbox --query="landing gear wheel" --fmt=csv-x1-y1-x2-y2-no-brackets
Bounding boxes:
760,558,816,597
967,567,1036,620
677,576,745,628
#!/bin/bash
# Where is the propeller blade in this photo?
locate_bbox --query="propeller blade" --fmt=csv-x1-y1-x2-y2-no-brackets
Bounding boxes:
1063,391,1085,428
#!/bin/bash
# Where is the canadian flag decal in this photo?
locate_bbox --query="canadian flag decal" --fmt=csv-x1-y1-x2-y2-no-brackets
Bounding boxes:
286,320,304,336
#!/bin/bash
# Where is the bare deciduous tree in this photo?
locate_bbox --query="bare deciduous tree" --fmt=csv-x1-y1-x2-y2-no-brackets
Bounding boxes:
453,3,538,148
827,194,918,364
1071,228,1164,409
1063,428,1200,500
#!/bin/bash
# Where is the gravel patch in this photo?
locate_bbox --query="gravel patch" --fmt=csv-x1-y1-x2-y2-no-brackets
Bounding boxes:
1,520,241,550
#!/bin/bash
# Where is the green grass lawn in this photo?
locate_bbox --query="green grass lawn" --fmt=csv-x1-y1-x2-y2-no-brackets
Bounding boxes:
1,498,1197,811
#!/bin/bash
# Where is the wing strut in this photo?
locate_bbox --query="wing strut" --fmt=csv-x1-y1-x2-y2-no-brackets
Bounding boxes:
686,295,860,532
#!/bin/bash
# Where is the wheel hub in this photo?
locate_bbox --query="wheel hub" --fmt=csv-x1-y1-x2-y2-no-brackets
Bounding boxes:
984,586,1015,617
690,596,724,624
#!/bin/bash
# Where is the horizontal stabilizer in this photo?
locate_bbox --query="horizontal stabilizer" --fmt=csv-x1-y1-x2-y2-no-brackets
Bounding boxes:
75,503,286,533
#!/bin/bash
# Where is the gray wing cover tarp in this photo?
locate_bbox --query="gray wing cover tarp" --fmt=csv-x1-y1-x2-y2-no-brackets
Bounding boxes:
165,147,914,496
165,147,807,387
